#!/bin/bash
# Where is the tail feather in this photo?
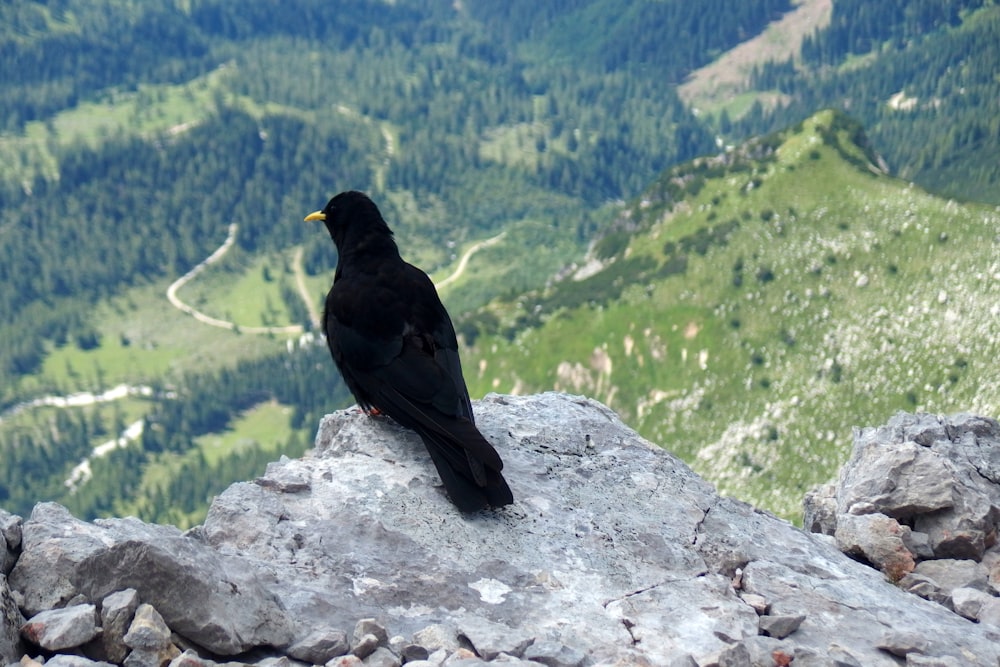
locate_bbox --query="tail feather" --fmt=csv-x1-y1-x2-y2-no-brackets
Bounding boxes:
366,385,513,510
417,428,513,511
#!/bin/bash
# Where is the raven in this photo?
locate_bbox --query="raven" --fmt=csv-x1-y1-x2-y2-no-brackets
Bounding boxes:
305,191,513,511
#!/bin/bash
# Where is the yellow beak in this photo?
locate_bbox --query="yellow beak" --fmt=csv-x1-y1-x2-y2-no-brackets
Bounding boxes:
304,211,326,222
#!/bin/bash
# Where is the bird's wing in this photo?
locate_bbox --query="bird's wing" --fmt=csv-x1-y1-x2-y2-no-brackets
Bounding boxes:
365,340,504,474
324,272,503,473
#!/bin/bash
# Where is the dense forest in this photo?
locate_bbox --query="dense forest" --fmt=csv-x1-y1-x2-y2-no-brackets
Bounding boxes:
1,0,998,524
737,0,1000,203
0,338,344,523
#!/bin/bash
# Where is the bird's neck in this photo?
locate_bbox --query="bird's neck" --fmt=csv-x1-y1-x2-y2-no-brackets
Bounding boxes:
334,232,401,271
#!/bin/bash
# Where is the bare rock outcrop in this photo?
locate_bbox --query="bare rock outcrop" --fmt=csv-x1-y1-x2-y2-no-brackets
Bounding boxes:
3,394,1000,667
805,411,1000,627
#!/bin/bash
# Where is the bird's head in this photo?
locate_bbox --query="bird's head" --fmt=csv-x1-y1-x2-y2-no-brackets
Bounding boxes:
304,190,394,252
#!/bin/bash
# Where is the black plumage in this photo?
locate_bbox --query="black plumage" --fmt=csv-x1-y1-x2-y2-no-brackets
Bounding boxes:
304,191,513,512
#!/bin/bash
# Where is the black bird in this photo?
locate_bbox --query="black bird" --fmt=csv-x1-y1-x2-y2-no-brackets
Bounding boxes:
304,191,513,512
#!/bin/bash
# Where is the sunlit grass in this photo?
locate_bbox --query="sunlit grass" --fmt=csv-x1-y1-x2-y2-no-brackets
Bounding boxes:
26,279,287,395
112,400,300,528
462,112,1000,522
0,63,308,187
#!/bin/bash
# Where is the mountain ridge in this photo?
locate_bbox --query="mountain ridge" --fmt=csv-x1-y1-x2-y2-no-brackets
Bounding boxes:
2,0,999,526
459,109,1000,520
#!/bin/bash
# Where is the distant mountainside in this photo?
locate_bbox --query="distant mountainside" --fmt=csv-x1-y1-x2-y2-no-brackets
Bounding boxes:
709,0,1000,205
459,109,1000,520
1,0,998,526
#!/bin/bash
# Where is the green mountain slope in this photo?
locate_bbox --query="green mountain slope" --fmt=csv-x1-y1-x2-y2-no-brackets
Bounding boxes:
0,0,794,524
715,0,1000,205
3,0,999,527
459,110,1000,521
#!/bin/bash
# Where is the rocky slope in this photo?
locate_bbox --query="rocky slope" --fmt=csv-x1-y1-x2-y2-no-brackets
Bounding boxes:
3,393,1000,666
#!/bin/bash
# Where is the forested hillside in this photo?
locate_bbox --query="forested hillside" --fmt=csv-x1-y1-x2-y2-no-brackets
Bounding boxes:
0,0,780,524
731,0,1000,203
1,0,997,526
460,110,1000,520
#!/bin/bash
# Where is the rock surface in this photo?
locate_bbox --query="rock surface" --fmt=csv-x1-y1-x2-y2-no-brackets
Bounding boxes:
805,411,1000,625
1,572,24,665
1,394,999,667
20,604,100,652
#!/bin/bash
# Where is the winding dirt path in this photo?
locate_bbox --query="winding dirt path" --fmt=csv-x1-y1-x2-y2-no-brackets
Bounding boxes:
435,232,506,290
166,223,304,335
292,246,322,330
167,221,502,335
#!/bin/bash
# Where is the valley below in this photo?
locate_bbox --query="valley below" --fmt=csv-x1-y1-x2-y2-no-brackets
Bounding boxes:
1,0,998,526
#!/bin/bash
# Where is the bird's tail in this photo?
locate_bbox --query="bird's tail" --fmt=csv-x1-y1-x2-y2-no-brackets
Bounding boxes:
415,424,513,512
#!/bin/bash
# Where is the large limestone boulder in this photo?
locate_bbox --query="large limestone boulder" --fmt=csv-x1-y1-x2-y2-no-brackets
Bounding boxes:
4,395,1000,666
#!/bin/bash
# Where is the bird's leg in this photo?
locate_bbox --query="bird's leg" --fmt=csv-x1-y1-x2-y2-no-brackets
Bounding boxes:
364,406,383,418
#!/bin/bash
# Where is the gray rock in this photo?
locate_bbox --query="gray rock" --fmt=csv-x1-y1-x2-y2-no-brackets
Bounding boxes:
20,604,100,652
8,396,1000,667
352,619,387,650
521,641,585,667
255,657,311,667
8,503,106,614
452,616,531,661
837,426,954,518
898,573,951,607
833,513,915,580
802,483,837,536
715,641,751,667
100,588,140,663
833,413,1000,564
983,551,1000,594
740,636,786,667
910,559,989,596
397,643,428,662
350,634,379,660
0,511,21,548
491,655,549,666
44,656,116,667
977,597,1000,628
411,625,459,654
401,647,448,667
0,511,21,577
9,504,294,655
758,614,805,639
361,647,400,667
489,656,548,667
0,534,9,580
899,530,934,560
664,656,698,667
255,462,311,494
808,410,1000,626
1,574,25,665
602,573,758,662
913,519,986,560
167,650,217,667
950,587,993,621
326,656,364,667
904,655,965,667
286,627,349,664
739,592,769,615
196,395,1000,666
876,629,930,658
123,603,178,667
826,644,864,667
439,649,478,666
